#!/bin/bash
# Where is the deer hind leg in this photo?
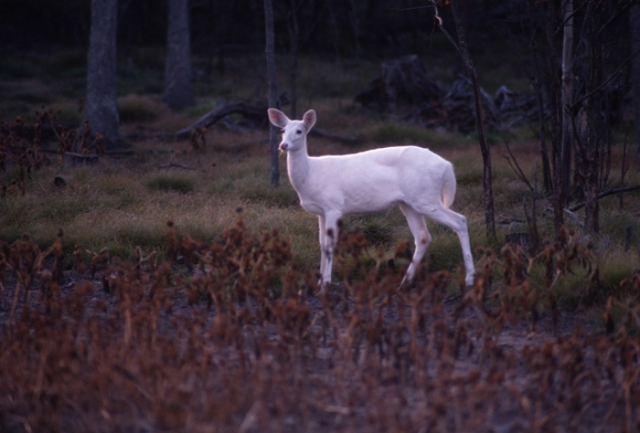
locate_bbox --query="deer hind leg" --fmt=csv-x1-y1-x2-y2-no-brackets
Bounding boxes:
421,205,475,286
399,203,431,286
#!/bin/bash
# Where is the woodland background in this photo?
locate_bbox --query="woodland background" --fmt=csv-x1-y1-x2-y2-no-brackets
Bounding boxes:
1,1,640,431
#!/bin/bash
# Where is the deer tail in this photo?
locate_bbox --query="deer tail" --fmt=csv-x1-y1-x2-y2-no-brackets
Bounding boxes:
441,163,457,209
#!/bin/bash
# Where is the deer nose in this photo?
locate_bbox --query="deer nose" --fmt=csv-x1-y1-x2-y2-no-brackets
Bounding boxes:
279,142,289,151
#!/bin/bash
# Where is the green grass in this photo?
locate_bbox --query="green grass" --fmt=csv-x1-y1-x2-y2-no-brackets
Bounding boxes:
0,50,639,313
146,175,195,193
2,119,636,303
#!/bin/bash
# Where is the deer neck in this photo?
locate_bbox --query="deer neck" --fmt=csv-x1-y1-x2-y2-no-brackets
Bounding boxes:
286,143,311,192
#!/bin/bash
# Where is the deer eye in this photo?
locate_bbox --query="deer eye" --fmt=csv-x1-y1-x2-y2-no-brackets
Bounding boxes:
296,129,302,134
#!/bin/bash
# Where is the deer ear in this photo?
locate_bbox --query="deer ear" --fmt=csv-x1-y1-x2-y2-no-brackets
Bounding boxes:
267,108,288,127
303,109,317,131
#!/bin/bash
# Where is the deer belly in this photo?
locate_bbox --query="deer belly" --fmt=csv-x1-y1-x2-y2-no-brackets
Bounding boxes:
342,189,398,213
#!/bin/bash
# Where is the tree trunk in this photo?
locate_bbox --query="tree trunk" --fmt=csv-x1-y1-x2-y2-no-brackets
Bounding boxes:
287,0,300,119
631,3,640,166
560,0,574,205
536,85,554,195
580,1,602,234
583,114,600,234
447,0,496,240
264,0,280,188
524,0,554,196
543,0,565,236
85,0,120,150
164,0,193,112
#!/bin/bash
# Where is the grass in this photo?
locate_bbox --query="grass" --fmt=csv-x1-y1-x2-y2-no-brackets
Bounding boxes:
1,49,639,304
4,125,636,302
118,94,165,123
146,174,196,193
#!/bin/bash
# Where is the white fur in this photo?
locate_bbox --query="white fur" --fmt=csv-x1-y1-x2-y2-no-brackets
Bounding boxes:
268,108,475,292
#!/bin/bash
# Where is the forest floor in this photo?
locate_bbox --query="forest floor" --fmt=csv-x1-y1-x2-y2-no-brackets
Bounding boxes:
0,243,636,433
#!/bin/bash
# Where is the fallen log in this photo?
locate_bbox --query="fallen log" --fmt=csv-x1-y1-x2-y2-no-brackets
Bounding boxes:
65,152,99,165
174,100,361,145
158,161,202,171
175,102,267,139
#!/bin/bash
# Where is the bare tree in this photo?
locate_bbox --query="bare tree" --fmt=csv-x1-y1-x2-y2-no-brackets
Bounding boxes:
508,0,633,236
560,0,574,205
432,0,496,240
287,0,302,118
164,0,193,111
632,2,640,166
264,0,280,187
282,0,324,118
546,0,565,235
509,0,566,235
572,1,629,233
85,0,120,150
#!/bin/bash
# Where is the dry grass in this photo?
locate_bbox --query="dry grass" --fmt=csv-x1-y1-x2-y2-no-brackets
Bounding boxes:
0,216,639,432
1,106,639,296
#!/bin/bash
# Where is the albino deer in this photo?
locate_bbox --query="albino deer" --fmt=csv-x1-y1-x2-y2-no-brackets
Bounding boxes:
268,108,475,292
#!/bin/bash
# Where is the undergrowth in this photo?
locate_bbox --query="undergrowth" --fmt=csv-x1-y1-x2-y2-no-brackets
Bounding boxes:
0,218,639,431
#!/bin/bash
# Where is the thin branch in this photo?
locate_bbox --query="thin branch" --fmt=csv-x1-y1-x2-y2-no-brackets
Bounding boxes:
429,1,462,54
569,47,640,111
503,142,535,194
569,185,640,211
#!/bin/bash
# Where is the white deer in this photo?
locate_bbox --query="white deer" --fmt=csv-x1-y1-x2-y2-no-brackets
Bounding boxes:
267,108,475,292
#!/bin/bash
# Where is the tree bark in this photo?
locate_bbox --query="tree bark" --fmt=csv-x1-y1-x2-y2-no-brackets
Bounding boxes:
580,1,601,234
164,0,193,112
85,0,121,150
525,4,553,195
582,107,600,234
264,0,280,187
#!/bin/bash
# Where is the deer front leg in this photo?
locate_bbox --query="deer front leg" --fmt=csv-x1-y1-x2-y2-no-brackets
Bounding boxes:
318,215,327,287
399,203,431,286
318,211,341,293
